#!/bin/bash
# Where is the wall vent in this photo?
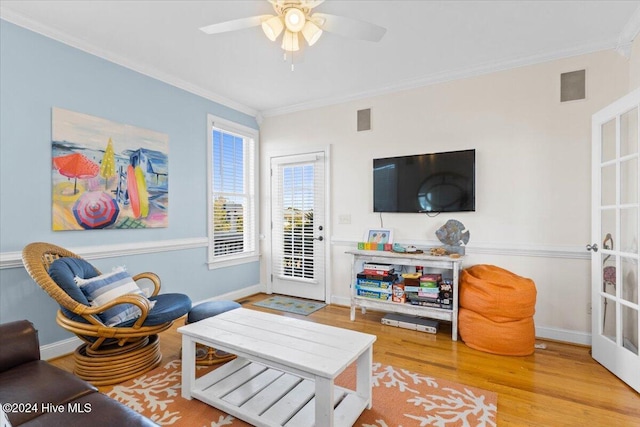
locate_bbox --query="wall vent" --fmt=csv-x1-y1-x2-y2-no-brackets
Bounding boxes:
357,108,371,132
560,70,586,102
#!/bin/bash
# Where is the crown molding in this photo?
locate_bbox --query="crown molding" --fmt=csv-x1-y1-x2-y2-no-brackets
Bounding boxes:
262,37,618,117
2,5,633,121
619,5,640,44
615,5,640,58
0,10,259,119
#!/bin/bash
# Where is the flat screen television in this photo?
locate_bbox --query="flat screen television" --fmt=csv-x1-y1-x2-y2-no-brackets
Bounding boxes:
373,149,475,213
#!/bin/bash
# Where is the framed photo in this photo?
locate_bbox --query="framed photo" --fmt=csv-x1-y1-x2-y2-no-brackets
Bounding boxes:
364,229,393,244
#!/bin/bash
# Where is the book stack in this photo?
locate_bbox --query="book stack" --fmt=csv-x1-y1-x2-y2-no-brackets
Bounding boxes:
405,273,454,309
355,263,397,301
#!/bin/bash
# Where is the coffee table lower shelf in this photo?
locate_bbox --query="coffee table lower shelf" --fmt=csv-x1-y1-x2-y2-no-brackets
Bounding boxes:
192,357,368,427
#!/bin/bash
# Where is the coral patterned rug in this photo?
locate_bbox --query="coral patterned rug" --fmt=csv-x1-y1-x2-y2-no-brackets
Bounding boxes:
104,359,496,427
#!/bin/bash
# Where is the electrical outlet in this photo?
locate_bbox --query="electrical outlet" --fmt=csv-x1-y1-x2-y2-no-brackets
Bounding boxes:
338,214,351,224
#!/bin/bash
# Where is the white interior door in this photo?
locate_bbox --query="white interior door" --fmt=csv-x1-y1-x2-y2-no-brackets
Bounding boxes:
270,151,327,301
590,87,640,393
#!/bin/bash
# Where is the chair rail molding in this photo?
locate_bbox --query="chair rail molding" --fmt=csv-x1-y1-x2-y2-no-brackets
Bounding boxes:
0,237,209,269
330,237,590,260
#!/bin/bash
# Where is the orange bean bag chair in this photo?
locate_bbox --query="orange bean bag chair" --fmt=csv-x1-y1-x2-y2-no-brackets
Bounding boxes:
458,264,537,356
458,308,536,356
460,264,537,322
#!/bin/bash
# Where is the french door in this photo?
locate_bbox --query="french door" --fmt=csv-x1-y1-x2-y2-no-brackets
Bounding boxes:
590,88,639,393
270,151,327,301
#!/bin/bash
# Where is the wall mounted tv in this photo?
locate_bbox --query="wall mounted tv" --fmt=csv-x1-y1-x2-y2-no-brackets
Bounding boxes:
373,149,475,213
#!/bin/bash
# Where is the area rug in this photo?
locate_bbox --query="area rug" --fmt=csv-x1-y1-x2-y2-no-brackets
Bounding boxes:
104,359,497,427
252,295,326,316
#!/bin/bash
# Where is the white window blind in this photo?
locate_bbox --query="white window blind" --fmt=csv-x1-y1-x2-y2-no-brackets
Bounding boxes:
271,153,325,283
207,116,257,267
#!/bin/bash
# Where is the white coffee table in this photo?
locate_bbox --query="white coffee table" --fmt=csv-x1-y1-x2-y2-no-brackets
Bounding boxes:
178,307,376,427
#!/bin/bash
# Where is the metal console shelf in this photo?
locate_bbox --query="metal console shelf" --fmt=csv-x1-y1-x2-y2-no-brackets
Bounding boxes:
346,249,463,341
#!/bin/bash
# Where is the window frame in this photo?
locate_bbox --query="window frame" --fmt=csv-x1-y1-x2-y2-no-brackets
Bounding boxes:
207,114,259,269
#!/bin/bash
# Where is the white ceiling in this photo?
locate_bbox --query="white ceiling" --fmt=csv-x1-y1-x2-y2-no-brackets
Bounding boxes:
2,1,639,118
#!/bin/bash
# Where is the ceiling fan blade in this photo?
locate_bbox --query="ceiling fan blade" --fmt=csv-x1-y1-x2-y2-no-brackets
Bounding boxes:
311,12,386,42
199,15,272,35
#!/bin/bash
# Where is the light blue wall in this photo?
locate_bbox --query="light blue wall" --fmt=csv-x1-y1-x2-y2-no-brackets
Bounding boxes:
0,20,261,345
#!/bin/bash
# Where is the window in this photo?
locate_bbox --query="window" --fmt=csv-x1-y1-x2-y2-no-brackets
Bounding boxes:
207,115,258,268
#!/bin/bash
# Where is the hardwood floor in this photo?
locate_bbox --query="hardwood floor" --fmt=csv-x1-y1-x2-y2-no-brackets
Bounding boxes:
49,293,640,426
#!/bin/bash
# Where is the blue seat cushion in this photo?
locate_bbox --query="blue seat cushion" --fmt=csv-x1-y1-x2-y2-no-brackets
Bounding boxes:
116,293,192,327
48,258,98,322
48,258,192,328
187,300,241,323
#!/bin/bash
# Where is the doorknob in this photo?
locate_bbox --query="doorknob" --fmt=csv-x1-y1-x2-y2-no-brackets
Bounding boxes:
586,243,599,252
314,236,324,241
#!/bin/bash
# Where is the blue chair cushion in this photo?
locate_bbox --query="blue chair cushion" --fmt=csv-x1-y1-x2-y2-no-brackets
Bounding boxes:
48,258,98,322
187,300,241,324
48,258,191,328
116,293,192,327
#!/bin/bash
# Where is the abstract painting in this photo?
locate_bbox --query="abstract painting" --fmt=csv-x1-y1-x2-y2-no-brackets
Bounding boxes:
52,107,168,230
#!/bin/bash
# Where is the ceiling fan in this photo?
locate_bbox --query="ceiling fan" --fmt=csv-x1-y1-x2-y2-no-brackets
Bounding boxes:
199,0,387,53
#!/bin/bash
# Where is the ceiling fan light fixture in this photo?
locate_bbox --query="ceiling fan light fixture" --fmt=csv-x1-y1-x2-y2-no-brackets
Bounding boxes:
281,29,300,51
261,15,284,41
284,7,306,32
301,20,322,46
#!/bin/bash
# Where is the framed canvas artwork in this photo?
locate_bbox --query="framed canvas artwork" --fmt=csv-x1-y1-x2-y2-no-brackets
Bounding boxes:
52,107,169,230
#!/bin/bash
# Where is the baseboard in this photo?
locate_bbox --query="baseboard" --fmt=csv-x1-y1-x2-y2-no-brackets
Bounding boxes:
331,295,592,346
39,283,267,360
535,326,591,346
41,336,82,361
331,295,351,307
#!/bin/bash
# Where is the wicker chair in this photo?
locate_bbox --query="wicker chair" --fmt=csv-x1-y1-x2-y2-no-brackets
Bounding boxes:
22,242,192,385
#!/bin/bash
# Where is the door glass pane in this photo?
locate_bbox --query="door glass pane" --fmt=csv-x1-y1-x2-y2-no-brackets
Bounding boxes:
621,158,638,204
602,119,617,162
601,209,616,249
622,305,638,355
602,295,617,342
601,164,616,206
621,257,638,305
621,107,638,157
602,253,617,296
621,207,638,254
282,164,315,280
